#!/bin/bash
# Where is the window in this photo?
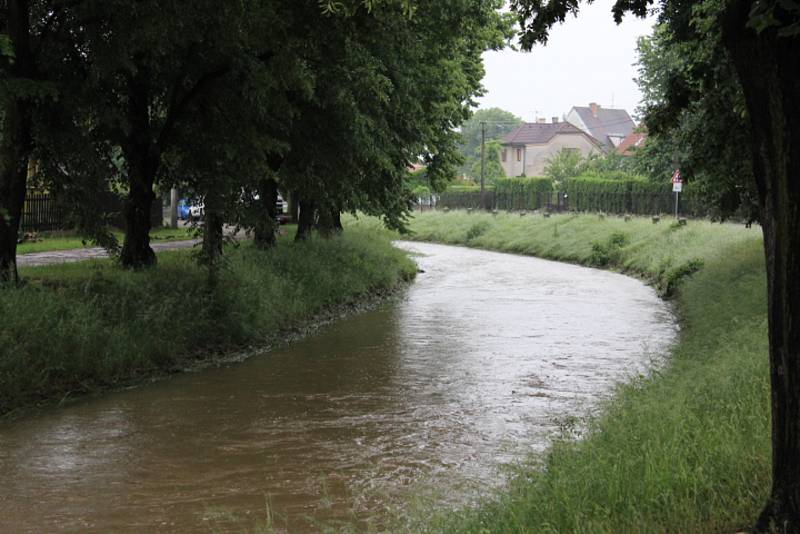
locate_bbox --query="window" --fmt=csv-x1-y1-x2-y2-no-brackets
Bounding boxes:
501,149,507,162
516,148,522,162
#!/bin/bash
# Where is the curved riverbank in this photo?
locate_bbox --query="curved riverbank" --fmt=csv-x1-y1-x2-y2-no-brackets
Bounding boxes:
0,227,416,418
390,211,769,532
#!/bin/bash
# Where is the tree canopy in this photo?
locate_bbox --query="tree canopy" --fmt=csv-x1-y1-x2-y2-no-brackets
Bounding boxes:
0,0,510,275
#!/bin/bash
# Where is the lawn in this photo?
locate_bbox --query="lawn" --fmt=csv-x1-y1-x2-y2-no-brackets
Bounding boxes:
17,226,196,255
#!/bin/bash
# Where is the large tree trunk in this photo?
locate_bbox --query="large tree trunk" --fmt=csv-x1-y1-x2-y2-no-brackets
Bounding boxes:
119,156,156,269
119,73,158,269
0,109,31,285
724,3,800,530
0,0,34,284
254,178,279,249
295,197,316,241
316,205,343,237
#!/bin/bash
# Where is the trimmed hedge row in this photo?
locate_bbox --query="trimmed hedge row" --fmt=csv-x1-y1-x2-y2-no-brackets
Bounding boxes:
437,178,556,211
563,174,704,215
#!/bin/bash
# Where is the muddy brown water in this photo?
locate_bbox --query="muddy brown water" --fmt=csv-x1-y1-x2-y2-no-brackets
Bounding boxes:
0,242,677,532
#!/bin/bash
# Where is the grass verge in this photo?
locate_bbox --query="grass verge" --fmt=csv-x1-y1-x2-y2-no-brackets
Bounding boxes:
388,210,769,532
1,225,416,417
17,226,195,255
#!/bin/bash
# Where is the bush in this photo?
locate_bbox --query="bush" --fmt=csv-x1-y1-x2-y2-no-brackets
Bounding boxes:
493,176,554,210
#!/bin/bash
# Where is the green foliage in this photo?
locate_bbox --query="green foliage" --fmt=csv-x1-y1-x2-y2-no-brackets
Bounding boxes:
444,184,483,193
469,139,507,185
465,220,491,240
0,225,415,415
588,231,629,267
494,177,553,195
458,107,523,179
493,176,554,209
633,16,758,220
561,174,694,214
543,148,584,182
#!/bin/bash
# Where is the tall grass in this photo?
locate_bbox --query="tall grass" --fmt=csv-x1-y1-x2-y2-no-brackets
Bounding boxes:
0,226,416,415
390,211,770,532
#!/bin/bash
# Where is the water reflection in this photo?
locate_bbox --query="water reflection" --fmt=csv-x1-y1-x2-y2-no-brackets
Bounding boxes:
0,241,676,532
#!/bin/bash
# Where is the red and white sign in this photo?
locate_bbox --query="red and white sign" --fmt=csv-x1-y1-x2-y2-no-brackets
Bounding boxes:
672,169,683,192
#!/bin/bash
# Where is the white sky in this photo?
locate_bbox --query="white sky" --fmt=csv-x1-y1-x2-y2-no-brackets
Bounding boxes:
477,0,657,123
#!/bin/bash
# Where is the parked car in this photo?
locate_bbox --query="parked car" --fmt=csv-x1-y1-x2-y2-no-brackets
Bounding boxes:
177,199,191,220
177,199,204,221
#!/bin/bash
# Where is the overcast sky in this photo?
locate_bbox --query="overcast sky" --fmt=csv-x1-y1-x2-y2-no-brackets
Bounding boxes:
477,0,657,124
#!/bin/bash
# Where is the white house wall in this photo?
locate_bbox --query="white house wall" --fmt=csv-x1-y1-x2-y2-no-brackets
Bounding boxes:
500,134,600,177
565,109,589,136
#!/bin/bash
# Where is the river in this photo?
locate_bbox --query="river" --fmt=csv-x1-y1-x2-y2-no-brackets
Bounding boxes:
0,241,677,532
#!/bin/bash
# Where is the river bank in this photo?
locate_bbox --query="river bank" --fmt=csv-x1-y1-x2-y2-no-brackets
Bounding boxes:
391,211,769,532
0,227,416,418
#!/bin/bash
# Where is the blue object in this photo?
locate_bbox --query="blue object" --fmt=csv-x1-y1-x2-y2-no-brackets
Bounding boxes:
177,199,191,220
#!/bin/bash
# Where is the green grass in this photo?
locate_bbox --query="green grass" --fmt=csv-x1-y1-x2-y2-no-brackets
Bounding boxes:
386,210,770,533
17,226,195,254
1,225,416,416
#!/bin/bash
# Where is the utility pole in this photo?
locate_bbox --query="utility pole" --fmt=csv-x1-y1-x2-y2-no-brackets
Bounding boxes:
480,120,486,210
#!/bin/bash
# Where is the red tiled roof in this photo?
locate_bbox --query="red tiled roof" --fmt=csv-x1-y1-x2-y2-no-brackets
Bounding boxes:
616,132,648,156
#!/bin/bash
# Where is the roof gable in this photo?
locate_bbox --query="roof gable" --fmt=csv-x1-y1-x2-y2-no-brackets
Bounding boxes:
569,106,636,148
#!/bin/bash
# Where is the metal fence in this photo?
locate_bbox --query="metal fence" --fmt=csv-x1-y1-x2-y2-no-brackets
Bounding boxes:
434,190,707,217
20,193,163,233
21,194,67,232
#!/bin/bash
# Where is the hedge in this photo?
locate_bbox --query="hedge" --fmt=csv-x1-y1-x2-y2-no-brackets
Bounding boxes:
563,174,704,214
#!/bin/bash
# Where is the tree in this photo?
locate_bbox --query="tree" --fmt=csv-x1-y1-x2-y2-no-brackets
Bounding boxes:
62,0,301,269
633,19,758,219
0,1,60,283
470,139,506,184
459,107,522,179
510,0,800,528
279,0,511,239
543,148,583,182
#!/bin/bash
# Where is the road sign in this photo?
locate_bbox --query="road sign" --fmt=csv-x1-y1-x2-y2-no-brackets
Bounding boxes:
672,168,683,192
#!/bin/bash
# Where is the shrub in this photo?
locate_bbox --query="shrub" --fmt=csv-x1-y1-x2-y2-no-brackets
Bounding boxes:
493,176,554,211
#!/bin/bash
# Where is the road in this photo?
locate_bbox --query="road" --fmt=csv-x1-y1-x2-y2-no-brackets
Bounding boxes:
17,240,199,268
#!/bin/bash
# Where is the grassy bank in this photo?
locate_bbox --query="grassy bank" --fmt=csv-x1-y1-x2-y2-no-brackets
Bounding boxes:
1,226,415,416
17,226,195,254
398,211,770,532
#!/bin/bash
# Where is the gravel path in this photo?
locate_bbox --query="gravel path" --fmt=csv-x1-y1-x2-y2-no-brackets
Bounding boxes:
17,240,199,268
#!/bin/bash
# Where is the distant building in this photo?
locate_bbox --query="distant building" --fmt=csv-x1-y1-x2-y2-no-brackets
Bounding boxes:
499,118,604,177
615,132,648,156
565,103,637,150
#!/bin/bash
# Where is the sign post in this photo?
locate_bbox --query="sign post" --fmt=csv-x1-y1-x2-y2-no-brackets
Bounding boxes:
672,169,683,218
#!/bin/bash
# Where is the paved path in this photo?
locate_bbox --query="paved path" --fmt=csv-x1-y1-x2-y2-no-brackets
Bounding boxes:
18,240,199,268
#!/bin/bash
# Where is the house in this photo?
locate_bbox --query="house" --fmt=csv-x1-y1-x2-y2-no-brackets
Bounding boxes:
499,119,604,177
615,131,648,156
565,103,637,151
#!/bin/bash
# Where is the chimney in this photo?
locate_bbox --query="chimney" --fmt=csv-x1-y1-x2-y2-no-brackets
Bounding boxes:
552,117,559,124
537,117,546,124
590,102,600,117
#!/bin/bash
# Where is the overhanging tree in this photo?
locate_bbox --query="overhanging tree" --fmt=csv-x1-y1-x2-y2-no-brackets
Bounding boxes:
282,0,511,239
0,0,61,283
510,0,800,529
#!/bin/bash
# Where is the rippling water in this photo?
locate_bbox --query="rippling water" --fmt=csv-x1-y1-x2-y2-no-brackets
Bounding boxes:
0,242,676,532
